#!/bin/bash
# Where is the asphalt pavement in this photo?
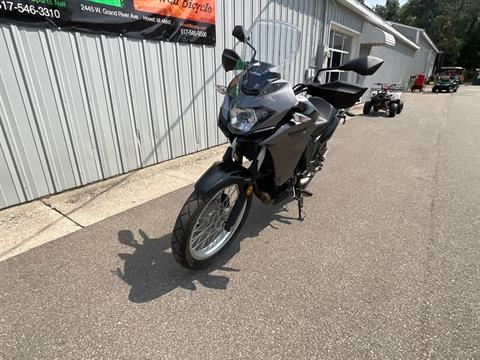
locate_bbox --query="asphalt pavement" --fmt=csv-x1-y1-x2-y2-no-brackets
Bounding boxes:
1,86,479,359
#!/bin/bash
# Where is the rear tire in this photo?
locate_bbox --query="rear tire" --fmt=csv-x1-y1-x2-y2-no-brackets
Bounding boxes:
363,101,372,115
388,103,398,117
432,87,437,93
447,88,450,93
171,185,252,269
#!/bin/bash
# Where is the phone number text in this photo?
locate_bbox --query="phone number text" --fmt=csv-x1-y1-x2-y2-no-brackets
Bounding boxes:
0,1,60,18
180,28,207,38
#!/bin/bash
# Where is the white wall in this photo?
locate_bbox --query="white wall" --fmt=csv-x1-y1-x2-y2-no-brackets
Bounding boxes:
0,0,323,209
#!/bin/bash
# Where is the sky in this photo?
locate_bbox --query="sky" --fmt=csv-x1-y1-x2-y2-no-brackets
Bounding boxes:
364,0,407,8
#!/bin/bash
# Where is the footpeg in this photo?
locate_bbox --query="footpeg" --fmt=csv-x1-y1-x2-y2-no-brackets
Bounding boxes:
301,190,313,197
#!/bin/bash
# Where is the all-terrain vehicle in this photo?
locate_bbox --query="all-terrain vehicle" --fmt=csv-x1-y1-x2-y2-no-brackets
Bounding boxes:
432,74,459,93
363,83,403,118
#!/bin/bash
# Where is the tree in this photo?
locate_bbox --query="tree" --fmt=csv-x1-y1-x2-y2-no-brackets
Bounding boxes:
374,0,480,74
397,0,480,68
373,0,400,21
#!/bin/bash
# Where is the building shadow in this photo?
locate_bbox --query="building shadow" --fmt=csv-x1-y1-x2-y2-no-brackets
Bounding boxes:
113,199,296,303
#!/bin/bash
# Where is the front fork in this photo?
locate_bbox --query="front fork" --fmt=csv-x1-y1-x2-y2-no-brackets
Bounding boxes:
221,144,251,232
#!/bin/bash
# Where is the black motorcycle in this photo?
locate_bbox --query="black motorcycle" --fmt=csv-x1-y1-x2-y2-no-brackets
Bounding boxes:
172,21,383,269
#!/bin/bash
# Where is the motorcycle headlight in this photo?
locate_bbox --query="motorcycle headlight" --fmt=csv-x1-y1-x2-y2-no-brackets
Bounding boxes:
230,106,258,132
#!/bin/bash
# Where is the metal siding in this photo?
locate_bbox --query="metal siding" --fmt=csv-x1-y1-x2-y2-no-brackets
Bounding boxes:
362,41,417,101
51,31,104,183
0,25,55,201
327,1,363,33
102,36,141,172
391,24,417,43
144,41,172,162
76,33,123,178
0,0,323,209
162,41,186,158
0,123,25,207
412,35,437,76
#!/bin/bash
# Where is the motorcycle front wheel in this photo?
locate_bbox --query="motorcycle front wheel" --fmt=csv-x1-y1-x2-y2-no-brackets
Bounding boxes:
171,183,251,269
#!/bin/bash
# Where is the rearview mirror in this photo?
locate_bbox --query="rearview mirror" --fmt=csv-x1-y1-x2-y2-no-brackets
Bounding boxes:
338,56,384,76
222,49,241,72
232,25,247,43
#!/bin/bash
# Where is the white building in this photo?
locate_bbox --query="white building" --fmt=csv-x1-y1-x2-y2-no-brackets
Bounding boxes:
390,21,440,77
0,0,439,209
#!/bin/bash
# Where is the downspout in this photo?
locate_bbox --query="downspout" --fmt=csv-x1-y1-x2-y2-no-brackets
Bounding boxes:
322,0,328,47
320,0,330,80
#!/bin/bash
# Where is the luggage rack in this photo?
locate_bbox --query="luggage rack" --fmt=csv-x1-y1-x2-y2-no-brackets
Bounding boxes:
371,83,404,92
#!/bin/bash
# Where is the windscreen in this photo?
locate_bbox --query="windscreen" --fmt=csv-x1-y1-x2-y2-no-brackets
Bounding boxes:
244,20,302,68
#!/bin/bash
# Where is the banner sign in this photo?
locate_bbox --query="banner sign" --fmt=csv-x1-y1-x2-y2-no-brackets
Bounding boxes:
0,0,216,45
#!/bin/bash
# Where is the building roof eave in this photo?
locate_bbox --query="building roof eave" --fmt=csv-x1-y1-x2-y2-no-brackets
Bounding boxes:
390,21,440,53
334,0,420,50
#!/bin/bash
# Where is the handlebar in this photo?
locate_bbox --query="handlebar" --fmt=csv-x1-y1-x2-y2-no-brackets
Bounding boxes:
293,83,308,95
374,82,398,87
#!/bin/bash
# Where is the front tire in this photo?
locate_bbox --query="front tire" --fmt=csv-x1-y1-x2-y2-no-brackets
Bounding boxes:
363,101,372,115
397,100,404,114
388,103,398,117
171,184,251,269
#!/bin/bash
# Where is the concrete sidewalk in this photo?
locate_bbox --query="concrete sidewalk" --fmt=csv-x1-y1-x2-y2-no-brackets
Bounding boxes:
0,145,228,262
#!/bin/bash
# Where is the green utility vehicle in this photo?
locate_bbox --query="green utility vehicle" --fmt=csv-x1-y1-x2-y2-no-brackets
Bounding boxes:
432,74,459,93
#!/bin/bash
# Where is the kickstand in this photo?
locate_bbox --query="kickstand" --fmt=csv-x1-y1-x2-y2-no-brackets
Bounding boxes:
293,185,308,221
297,195,305,221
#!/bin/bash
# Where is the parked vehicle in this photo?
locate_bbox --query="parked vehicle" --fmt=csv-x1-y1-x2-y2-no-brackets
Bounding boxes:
410,74,426,92
432,73,459,93
363,83,403,117
439,66,464,83
473,68,480,86
171,20,384,269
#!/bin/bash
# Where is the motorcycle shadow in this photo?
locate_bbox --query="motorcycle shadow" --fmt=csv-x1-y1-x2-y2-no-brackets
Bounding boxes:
113,198,295,303
364,112,391,118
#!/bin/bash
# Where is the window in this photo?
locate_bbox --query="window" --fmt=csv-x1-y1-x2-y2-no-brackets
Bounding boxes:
326,30,352,82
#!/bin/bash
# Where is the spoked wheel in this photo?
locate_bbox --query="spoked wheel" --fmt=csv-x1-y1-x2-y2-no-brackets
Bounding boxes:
172,183,251,269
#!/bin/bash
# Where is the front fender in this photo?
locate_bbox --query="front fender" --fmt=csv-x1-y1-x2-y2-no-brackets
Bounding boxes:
194,161,253,196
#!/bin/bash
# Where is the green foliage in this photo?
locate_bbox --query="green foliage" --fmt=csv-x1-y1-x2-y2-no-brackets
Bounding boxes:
373,0,400,21
373,0,480,70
